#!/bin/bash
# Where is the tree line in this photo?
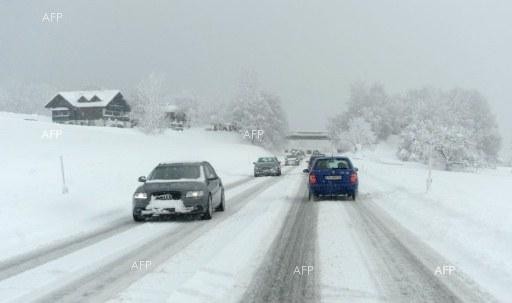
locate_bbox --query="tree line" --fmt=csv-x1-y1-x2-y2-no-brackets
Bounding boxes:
328,82,502,169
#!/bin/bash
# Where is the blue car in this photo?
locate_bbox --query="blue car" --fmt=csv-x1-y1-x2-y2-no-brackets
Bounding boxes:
303,156,358,201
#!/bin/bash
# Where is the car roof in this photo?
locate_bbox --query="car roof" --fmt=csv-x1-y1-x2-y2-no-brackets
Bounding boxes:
311,156,352,165
157,161,205,166
309,154,325,158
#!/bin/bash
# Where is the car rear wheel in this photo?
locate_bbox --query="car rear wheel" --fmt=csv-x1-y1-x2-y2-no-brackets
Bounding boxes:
202,195,213,220
308,190,317,201
215,190,225,211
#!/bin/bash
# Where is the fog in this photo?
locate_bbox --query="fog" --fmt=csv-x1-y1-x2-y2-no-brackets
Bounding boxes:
1,0,511,142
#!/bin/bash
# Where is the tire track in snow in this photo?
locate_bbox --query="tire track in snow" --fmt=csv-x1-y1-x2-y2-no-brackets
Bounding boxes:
30,168,296,303
242,184,319,303
0,175,257,283
343,198,496,302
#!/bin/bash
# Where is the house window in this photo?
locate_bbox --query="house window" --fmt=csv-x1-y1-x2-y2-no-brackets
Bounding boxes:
104,109,125,117
53,110,70,117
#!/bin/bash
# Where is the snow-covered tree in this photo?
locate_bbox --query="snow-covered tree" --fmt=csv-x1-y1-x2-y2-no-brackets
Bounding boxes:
230,71,288,149
330,83,502,169
0,81,55,115
133,73,167,133
328,116,376,152
396,87,501,168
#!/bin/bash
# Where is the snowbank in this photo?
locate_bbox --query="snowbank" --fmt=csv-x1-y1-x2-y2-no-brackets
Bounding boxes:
0,112,271,260
353,142,512,301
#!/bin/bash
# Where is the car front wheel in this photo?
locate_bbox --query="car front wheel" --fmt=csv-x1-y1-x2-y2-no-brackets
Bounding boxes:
132,209,145,222
202,195,213,220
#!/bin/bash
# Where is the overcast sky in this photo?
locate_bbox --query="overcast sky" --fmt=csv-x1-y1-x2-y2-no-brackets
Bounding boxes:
1,0,511,145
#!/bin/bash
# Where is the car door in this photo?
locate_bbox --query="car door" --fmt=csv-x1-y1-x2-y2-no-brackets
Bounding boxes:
204,163,221,206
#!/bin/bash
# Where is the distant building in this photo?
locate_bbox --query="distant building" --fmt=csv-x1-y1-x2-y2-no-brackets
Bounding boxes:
45,90,131,127
285,131,332,151
164,104,187,130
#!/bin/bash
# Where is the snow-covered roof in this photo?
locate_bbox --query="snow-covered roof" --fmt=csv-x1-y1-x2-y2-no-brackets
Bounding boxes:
55,90,120,108
50,107,69,111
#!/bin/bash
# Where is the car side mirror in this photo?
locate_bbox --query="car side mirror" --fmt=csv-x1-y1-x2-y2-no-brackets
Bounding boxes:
138,176,146,182
354,167,359,172
253,162,256,165
303,169,309,173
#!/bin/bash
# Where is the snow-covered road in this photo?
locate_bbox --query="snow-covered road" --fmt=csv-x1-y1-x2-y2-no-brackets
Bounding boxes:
0,165,499,302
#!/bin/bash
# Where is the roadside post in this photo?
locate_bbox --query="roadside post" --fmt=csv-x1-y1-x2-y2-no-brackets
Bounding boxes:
60,155,69,194
426,143,433,192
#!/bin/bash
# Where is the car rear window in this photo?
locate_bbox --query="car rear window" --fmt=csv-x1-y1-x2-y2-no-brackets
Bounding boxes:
258,157,276,162
313,158,352,170
149,165,201,180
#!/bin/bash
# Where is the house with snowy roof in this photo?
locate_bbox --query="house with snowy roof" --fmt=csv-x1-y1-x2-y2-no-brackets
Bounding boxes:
45,90,131,127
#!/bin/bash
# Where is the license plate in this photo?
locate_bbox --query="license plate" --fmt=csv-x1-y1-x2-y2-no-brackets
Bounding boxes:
325,175,341,180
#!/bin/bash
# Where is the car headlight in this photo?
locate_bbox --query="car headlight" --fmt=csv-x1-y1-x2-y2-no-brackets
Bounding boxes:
186,190,204,198
133,192,148,199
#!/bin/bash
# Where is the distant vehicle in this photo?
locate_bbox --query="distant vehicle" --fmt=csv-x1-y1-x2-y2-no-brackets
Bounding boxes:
289,149,305,160
297,150,306,160
306,153,325,171
284,154,300,166
132,162,225,221
303,156,358,201
170,121,184,131
254,157,281,177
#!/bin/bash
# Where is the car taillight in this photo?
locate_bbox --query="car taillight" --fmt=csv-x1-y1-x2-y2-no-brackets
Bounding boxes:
309,174,317,184
350,172,358,184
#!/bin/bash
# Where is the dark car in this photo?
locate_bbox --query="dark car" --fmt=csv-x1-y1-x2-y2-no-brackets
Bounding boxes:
132,161,225,221
303,156,358,201
306,153,325,171
254,157,281,177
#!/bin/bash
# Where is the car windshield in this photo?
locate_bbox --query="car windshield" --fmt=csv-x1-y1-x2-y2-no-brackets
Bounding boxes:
258,157,276,163
314,158,352,170
148,165,201,180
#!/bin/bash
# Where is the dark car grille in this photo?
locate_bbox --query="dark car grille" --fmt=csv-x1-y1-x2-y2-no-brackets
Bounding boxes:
152,191,182,200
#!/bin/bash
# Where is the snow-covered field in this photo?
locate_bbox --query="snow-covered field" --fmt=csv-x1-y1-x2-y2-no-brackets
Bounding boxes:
2,112,511,302
349,140,512,302
0,112,272,260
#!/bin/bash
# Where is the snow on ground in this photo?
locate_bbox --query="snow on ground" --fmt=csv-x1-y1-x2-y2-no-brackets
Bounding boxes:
348,138,512,302
0,112,272,260
107,168,303,303
318,202,383,302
